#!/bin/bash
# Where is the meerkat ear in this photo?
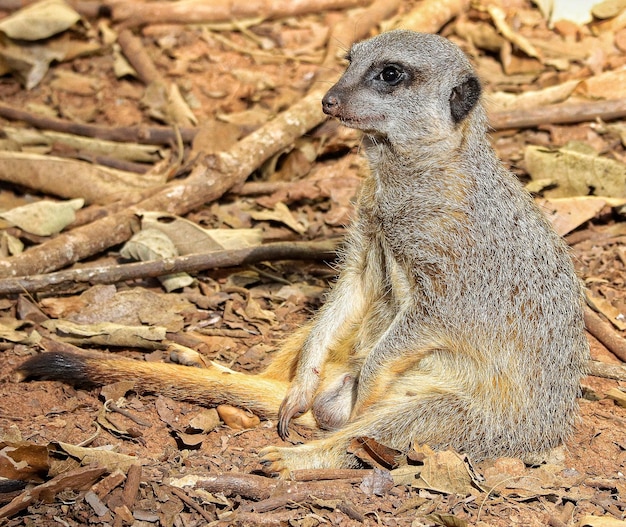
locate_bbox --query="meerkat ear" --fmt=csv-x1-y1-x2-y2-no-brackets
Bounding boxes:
449,75,481,124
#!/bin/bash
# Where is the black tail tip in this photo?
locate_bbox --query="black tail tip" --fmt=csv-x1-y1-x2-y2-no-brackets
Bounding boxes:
15,351,90,384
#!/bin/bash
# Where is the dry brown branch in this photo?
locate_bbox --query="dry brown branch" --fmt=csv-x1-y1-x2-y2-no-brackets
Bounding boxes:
112,0,368,27
0,151,164,204
168,487,214,523
488,98,626,130
587,360,626,381
195,472,357,512
397,0,470,33
117,29,163,85
196,473,273,501
584,306,626,362
0,103,196,144
0,240,337,295
246,481,356,513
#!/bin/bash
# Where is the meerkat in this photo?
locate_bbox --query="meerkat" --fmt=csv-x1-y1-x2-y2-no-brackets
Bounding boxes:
17,30,589,476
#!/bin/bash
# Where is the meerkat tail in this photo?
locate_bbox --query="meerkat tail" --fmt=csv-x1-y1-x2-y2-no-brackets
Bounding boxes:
16,351,309,424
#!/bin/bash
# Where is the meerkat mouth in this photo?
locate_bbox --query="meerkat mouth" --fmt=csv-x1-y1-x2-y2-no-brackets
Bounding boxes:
338,113,385,131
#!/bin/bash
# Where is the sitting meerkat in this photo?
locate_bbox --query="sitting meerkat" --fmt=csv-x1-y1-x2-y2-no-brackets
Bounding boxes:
17,30,589,476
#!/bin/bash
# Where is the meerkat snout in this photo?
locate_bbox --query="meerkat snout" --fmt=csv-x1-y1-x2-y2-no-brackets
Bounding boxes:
321,91,340,118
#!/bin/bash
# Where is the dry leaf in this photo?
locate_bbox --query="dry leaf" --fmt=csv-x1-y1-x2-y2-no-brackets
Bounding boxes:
586,291,626,330
112,44,136,78
0,198,83,236
536,197,610,236
605,387,626,407
216,404,260,430
168,343,211,368
155,396,180,429
51,442,141,473
576,67,626,100
534,0,606,26
425,513,468,527
487,80,579,111
0,231,24,257
140,212,262,254
412,450,478,496
42,319,167,349
168,83,198,126
0,0,81,40
250,202,306,234
488,6,542,60
67,288,191,332
100,381,137,403
592,0,626,19
188,409,221,433
0,441,49,482
360,467,394,496
525,142,626,198
120,229,194,292
0,40,65,89
0,318,40,345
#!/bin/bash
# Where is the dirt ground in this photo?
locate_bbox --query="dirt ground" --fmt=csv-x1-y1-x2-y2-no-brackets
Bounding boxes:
0,0,625,526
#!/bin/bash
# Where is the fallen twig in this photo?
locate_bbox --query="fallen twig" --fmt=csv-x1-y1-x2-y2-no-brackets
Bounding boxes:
193,472,358,512
0,240,338,294
168,486,214,523
587,360,626,381
489,98,626,130
113,0,367,27
0,151,164,204
0,103,196,144
584,306,626,363
195,473,274,501
117,29,163,85
398,0,470,33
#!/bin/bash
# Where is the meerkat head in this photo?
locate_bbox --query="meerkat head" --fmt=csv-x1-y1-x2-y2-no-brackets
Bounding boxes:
322,30,482,149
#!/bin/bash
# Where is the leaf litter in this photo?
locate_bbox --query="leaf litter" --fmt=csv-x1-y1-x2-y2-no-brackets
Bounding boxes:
0,0,624,526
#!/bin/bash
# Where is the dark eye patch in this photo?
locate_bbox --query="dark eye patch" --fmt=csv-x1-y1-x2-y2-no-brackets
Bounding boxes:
375,64,406,86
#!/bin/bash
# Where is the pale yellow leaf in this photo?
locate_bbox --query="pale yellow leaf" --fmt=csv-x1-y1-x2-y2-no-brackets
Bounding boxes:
0,0,80,40
0,198,83,236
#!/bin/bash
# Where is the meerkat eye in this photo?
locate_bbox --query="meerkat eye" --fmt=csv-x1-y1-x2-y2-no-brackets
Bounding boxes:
378,65,404,85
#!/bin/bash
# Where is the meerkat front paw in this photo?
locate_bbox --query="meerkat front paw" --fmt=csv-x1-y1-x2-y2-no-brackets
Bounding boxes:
277,379,319,439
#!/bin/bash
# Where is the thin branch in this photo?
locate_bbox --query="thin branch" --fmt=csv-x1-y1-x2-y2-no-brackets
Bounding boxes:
0,103,196,144
0,240,338,295
489,98,626,130
584,306,626,363
112,0,368,27
587,360,626,381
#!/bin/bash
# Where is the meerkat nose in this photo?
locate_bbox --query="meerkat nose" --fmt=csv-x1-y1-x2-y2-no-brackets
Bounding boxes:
322,91,341,117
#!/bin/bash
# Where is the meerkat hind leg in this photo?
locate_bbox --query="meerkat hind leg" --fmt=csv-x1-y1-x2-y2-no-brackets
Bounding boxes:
260,385,476,476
